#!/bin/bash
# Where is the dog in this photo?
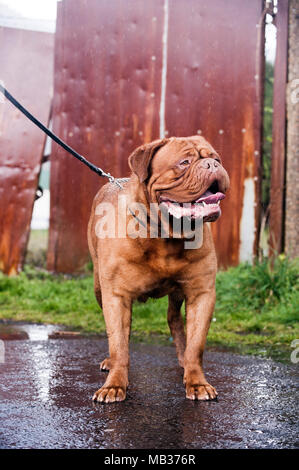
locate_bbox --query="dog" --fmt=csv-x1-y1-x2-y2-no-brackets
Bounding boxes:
88,136,230,403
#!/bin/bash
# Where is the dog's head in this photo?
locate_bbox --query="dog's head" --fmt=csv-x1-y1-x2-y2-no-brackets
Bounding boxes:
129,136,230,223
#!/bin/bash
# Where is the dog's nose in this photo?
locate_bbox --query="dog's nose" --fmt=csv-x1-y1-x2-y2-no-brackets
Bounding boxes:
200,158,220,173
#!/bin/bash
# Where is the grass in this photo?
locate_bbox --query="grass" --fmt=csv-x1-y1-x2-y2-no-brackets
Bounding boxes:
0,256,298,362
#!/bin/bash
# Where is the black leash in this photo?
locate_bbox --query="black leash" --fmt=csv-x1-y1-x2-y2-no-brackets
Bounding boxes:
0,84,122,188
0,84,150,227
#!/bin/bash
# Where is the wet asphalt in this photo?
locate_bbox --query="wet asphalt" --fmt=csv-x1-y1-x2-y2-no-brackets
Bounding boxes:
0,322,298,449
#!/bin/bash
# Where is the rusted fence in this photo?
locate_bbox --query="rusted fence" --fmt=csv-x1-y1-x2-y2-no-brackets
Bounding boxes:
47,0,265,272
0,0,292,275
0,27,54,275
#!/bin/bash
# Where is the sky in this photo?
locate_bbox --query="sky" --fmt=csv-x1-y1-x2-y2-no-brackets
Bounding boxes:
0,0,59,20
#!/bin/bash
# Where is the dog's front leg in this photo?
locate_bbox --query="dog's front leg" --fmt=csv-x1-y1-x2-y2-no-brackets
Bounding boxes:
183,289,218,401
93,288,132,403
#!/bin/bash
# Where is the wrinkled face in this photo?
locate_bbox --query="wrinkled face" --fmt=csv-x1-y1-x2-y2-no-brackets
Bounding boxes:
146,136,230,222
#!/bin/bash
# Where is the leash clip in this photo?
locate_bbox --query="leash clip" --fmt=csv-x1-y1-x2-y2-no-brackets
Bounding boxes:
103,171,123,189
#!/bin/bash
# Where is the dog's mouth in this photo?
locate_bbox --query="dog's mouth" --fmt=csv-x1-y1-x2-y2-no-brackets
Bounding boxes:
159,181,225,222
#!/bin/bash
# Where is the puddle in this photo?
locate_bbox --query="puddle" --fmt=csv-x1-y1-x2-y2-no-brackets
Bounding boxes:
0,325,29,340
0,322,297,449
0,322,62,341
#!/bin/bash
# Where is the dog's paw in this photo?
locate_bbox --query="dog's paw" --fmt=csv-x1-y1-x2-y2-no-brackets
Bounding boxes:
185,383,218,401
92,386,126,403
100,357,111,372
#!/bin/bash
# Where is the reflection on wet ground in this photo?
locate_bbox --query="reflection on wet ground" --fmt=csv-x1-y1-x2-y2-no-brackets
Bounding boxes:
0,322,298,449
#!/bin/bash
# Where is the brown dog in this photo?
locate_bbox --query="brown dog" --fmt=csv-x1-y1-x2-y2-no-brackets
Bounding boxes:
88,136,230,403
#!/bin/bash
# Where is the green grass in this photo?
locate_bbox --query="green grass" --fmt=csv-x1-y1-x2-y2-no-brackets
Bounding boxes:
0,256,298,362
209,255,299,361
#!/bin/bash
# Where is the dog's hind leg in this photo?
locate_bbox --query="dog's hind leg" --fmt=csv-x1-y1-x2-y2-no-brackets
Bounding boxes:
167,291,186,368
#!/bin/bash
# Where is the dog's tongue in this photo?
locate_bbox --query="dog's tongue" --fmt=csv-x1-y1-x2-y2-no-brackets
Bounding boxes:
196,191,225,204
160,190,225,220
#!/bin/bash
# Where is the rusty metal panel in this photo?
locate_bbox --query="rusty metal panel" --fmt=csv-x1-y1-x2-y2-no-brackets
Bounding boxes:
0,27,54,275
269,0,289,256
165,0,265,267
48,0,164,272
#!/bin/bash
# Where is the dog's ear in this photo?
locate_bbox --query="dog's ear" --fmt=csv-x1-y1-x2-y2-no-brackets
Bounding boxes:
128,139,168,183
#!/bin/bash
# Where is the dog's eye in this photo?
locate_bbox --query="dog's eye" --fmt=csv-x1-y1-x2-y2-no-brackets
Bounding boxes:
179,159,191,167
